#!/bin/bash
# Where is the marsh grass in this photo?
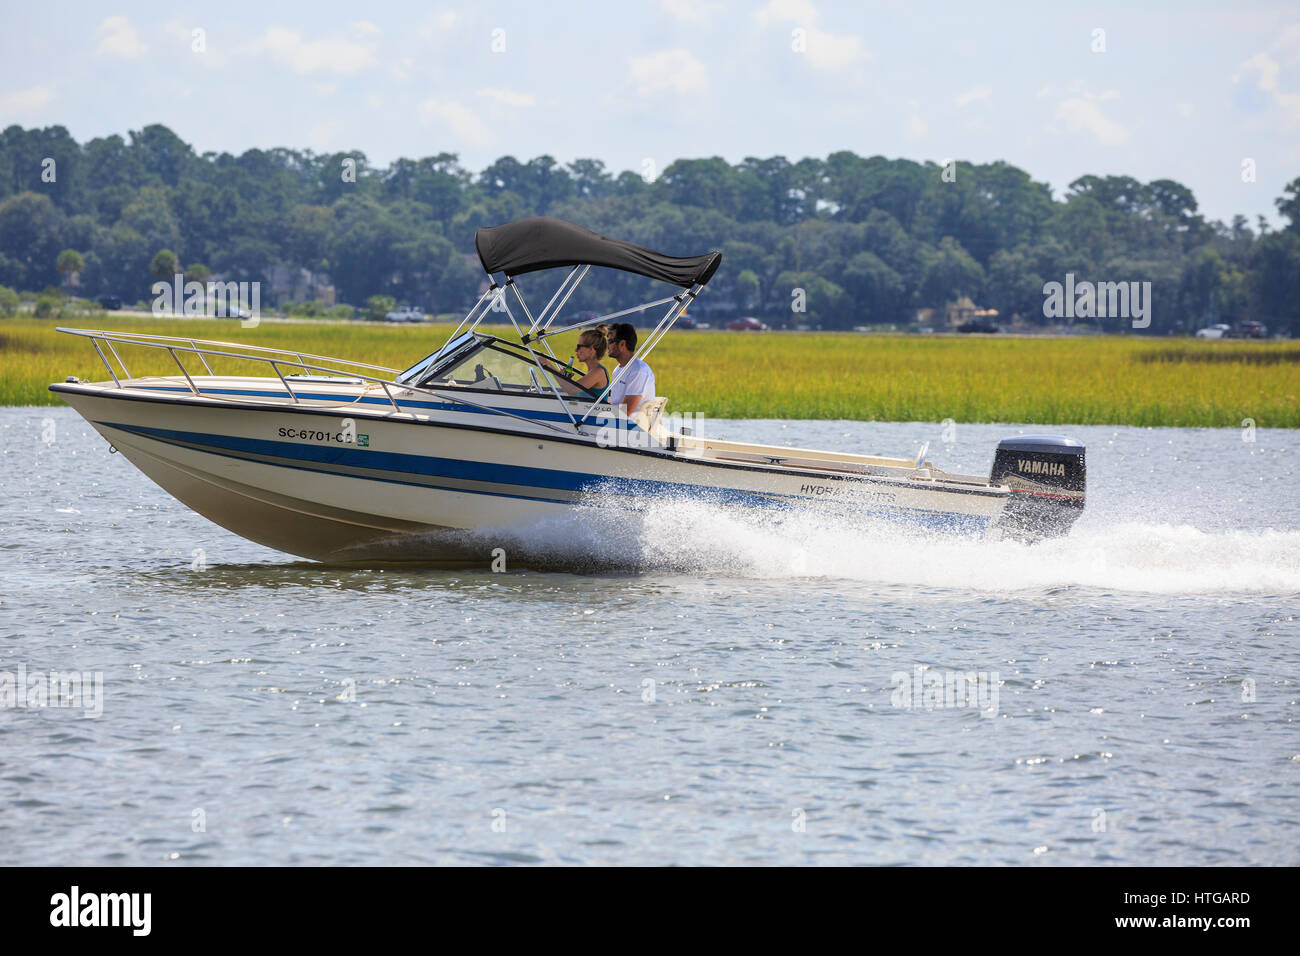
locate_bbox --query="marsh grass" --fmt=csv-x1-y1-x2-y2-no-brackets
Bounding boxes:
3,316,1297,427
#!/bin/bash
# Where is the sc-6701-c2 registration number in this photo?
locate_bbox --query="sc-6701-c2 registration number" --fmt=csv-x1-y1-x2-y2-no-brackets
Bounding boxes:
276,427,369,447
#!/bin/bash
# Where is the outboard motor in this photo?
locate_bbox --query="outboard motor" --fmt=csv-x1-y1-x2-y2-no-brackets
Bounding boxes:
990,435,1086,540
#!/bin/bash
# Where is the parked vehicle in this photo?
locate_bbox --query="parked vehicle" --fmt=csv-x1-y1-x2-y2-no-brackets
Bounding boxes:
957,319,1000,334
1231,320,1268,339
385,305,425,323
1195,323,1231,339
210,300,252,320
727,316,768,331
97,295,122,310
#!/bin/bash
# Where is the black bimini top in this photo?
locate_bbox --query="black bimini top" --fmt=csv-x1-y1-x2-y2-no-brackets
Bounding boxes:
475,217,722,289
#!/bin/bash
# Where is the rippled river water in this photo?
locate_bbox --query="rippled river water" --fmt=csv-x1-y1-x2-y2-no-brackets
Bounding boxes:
1,406,1296,865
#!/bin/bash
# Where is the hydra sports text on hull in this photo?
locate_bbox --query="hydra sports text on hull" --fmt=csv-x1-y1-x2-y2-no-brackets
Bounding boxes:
50,217,1086,564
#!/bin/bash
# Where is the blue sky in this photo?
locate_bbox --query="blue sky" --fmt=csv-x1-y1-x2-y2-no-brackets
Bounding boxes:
2,0,1297,225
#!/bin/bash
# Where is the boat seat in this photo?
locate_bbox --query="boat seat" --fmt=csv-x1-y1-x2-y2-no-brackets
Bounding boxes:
634,396,668,433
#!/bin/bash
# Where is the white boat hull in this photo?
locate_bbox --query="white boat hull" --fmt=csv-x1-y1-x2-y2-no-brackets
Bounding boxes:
53,379,1013,564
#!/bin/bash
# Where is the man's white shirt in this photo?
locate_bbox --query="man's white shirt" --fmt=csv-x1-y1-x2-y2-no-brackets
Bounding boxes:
609,357,655,409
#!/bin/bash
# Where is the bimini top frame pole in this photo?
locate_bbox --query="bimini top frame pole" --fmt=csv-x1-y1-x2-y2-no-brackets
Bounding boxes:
576,285,699,426
450,269,707,434
525,264,587,337
436,280,500,355
448,217,722,434
514,280,705,430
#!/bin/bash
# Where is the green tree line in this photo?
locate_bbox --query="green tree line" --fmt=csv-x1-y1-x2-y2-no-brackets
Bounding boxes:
1,123,1297,333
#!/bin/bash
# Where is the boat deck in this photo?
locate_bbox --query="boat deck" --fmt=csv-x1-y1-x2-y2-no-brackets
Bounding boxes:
674,434,992,487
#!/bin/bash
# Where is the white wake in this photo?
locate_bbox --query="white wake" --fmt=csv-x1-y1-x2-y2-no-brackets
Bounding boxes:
472,496,1300,594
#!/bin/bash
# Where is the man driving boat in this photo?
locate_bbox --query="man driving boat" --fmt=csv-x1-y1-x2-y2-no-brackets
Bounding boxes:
603,322,655,416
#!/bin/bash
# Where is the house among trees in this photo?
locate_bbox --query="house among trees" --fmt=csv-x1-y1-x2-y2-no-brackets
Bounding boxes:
265,264,336,308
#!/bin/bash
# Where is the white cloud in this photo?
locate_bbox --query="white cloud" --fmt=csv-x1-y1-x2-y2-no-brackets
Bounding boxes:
0,85,55,114
1275,24,1300,62
1279,91,1300,123
1054,89,1128,145
418,11,459,40
628,49,708,97
248,22,381,75
757,1,866,71
803,29,864,70
905,115,927,140
477,87,535,107
1234,50,1300,124
1235,51,1280,93
390,56,415,82
955,85,992,108
756,0,819,24
97,16,147,59
662,0,721,21
418,97,493,148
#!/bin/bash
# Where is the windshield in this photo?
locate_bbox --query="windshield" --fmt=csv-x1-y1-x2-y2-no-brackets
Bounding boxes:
395,331,478,385
400,336,592,399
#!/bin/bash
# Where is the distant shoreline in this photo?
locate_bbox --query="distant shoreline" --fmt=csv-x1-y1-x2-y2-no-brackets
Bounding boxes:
4,316,1297,427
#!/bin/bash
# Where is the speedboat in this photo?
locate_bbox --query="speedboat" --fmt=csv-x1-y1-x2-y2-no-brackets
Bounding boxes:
51,217,1086,564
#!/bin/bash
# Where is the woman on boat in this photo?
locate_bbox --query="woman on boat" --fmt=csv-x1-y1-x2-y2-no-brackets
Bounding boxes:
542,328,611,399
